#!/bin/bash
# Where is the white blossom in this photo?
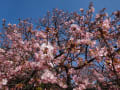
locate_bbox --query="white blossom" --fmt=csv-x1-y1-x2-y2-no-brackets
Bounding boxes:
40,42,54,59
0,48,5,53
102,19,110,30
2,78,7,85
41,69,56,83
70,24,80,31
99,48,107,57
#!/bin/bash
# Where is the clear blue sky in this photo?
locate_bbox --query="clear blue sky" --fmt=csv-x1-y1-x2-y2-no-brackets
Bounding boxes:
0,0,120,24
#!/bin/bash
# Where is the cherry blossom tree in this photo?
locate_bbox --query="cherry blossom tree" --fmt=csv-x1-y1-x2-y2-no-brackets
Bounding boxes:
0,3,120,90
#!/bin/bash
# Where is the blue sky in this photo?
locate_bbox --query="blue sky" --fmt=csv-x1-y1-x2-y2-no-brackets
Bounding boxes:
0,0,120,24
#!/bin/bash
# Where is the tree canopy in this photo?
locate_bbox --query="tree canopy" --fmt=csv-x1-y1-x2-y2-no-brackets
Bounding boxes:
0,3,120,90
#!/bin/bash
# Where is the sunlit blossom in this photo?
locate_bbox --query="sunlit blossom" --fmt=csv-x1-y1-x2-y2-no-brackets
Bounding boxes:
102,19,110,30
41,69,57,83
40,42,54,59
70,24,80,31
98,47,108,57
2,78,7,85
0,48,5,53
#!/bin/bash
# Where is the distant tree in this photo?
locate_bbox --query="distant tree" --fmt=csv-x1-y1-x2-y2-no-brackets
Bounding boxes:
0,3,120,90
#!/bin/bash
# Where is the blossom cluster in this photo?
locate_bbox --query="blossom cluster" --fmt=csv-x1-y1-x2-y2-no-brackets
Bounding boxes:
0,5,120,90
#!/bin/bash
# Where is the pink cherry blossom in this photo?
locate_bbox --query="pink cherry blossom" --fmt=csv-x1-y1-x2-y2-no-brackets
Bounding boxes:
102,19,110,30
40,42,54,59
41,69,57,83
0,4,119,90
70,24,80,31
1,78,8,85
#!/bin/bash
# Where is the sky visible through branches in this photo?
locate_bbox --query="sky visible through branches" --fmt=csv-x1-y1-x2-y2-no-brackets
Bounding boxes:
0,0,120,89
0,0,119,67
0,0,120,24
